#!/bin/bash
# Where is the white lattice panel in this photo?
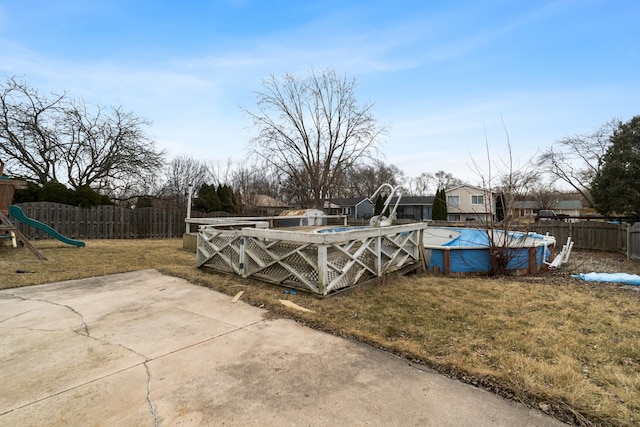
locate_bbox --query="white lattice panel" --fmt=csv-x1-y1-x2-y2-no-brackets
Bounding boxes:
197,223,427,295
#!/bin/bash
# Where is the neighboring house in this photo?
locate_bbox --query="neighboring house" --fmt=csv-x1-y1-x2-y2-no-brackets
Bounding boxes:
394,196,434,221
329,196,434,221
326,198,374,218
243,194,289,216
512,199,584,221
445,184,494,222
330,185,496,223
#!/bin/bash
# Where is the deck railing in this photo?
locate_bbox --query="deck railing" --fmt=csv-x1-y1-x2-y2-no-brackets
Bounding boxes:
197,223,428,295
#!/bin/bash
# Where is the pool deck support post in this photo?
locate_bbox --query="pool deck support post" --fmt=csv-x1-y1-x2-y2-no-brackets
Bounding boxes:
239,237,246,276
443,248,451,275
418,228,427,273
374,236,382,276
317,245,328,295
185,184,193,234
528,247,537,274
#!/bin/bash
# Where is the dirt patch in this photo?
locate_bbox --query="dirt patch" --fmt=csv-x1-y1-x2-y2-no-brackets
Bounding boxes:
512,249,640,290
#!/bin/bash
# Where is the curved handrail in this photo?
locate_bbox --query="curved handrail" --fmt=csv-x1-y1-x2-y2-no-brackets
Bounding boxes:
368,183,404,226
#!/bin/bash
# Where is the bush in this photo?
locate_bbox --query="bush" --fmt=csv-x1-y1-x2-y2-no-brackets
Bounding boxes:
135,196,154,209
73,185,102,207
13,180,112,207
39,182,72,204
13,182,41,203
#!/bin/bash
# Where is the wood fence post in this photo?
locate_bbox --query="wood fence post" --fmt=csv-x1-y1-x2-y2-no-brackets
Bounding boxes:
443,249,450,275
627,224,631,260
528,247,537,274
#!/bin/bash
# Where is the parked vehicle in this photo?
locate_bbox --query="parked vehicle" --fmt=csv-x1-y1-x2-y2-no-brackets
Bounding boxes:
535,210,569,222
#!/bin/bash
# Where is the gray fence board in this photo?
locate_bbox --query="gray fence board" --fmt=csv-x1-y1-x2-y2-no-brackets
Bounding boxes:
628,223,640,260
8,203,640,258
524,221,626,252
11,202,185,240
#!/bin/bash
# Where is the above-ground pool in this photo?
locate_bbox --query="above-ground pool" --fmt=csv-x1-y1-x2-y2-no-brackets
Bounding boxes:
315,226,368,233
423,227,555,275
197,222,428,295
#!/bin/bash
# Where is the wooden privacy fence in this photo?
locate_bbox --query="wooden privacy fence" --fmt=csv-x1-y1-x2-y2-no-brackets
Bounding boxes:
628,223,640,260
421,220,633,255
524,221,627,253
11,202,185,240
9,202,640,258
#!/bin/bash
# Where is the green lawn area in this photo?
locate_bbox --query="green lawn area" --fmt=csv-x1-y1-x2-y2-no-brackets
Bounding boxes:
2,239,639,426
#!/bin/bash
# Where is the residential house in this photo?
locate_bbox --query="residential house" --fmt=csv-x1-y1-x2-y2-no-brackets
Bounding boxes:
394,196,434,221
512,199,584,221
326,198,374,218
243,194,289,216
444,184,494,222
330,185,498,223
329,196,434,221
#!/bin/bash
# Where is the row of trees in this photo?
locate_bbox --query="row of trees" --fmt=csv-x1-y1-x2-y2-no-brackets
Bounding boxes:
193,184,239,214
14,182,113,207
2,73,639,217
539,115,640,217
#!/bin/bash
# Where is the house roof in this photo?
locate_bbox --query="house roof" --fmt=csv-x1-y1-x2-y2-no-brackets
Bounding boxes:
330,197,365,206
397,196,435,205
329,196,434,207
447,184,487,193
252,194,288,207
323,201,341,209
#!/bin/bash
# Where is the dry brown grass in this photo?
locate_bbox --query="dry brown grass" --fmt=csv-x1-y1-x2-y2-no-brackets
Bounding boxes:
2,239,639,426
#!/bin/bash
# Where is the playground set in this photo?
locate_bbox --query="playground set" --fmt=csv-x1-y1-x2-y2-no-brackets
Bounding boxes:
0,163,85,260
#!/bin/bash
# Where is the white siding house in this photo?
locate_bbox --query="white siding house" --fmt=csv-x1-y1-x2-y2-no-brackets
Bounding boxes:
512,199,585,221
445,184,494,222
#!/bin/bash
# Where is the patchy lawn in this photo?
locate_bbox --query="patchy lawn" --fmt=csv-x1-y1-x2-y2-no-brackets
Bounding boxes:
2,239,639,426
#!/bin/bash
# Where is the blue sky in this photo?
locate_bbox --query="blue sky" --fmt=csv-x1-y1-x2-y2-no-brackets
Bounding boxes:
1,0,638,184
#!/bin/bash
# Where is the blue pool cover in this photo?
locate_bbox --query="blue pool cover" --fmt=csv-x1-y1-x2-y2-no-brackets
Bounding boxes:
428,228,551,273
572,272,640,285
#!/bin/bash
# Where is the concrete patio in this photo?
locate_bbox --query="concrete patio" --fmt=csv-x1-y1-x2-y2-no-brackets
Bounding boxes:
0,270,566,426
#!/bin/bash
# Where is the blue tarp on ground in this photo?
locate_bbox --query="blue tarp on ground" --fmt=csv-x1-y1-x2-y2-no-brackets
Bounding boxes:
572,272,640,285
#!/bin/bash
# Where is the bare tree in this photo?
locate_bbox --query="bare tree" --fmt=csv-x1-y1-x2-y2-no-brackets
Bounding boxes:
537,118,619,206
154,155,211,210
529,184,560,211
231,161,283,212
0,77,165,195
207,158,236,187
434,170,463,190
0,77,66,184
406,172,435,196
245,69,386,208
62,101,165,191
278,165,312,207
332,160,403,198
471,122,539,274
100,167,164,206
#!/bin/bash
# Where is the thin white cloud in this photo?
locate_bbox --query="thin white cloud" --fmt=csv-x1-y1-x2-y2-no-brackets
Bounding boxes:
1,0,638,186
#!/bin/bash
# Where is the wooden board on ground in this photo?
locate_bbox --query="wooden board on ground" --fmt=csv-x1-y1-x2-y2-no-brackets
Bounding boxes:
230,290,244,303
279,299,314,312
